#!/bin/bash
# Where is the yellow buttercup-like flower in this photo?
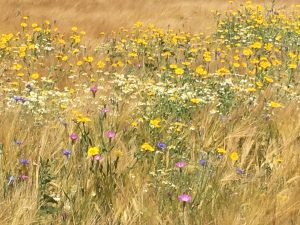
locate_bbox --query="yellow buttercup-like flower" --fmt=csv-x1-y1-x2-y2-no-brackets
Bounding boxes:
175,68,184,75
191,98,201,104
31,73,40,80
150,119,161,128
217,147,227,154
230,152,239,161
269,101,283,108
88,147,100,157
141,143,155,152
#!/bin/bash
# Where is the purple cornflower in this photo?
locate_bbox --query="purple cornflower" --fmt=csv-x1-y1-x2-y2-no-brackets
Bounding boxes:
106,131,116,139
20,159,29,165
236,168,245,174
63,149,71,157
199,159,207,166
178,194,192,202
175,161,187,168
15,140,23,145
13,96,26,103
157,142,166,149
90,85,98,97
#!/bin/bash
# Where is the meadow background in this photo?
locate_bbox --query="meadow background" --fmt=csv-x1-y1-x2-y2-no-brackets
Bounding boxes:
0,0,298,35
0,0,300,225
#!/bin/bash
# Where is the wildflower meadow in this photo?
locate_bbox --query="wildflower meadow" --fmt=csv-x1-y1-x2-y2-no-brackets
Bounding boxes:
0,1,300,224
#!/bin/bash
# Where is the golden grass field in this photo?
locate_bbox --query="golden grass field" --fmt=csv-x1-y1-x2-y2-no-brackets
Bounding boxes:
0,0,300,224
0,0,298,35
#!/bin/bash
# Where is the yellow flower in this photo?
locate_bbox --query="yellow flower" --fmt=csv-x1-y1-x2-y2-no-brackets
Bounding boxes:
260,60,271,69
256,81,263,88
31,23,38,28
247,87,256,92
175,68,184,75
264,76,273,83
170,64,178,69
84,56,94,63
195,66,208,76
217,147,226,154
77,60,83,66
243,48,252,56
230,152,239,161
216,67,230,75
233,62,240,68
114,149,124,157
97,60,106,69
62,55,68,61
71,26,78,32
141,143,155,152
251,41,262,49
264,43,273,51
88,147,100,157
131,121,138,128
182,61,191,66
20,22,27,28
269,101,283,108
150,119,161,128
288,63,297,69
74,111,91,123
191,98,201,104
31,73,40,80
203,51,212,62
11,63,22,71
134,21,144,28
128,52,138,58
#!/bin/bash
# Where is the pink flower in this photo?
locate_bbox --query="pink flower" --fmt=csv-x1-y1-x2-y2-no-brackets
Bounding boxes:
70,133,78,141
90,85,98,97
102,107,110,113
178,194,192,202
106,131,116,139
175,161,187,168
93,154,103,161
20,175,29,181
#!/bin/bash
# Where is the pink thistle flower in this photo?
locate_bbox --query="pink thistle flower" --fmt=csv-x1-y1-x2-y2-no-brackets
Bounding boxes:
175,161,187,168
70,133,78,141
90,85,98,97
178,194,192,202
106,130,116,139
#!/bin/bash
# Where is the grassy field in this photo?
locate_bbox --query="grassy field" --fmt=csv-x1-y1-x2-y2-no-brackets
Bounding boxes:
0,0,300,224
0,0,299,35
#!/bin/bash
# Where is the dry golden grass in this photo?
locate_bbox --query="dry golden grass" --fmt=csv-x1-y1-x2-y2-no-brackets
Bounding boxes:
1,101,300,224
0,0,298,36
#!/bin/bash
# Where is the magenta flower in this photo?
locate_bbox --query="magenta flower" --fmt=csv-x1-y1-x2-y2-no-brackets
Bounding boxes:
102,107,110,113
106,131,116,139
175,161,187,168
70,133,78,143
178,194,192,202
90,85,98,97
